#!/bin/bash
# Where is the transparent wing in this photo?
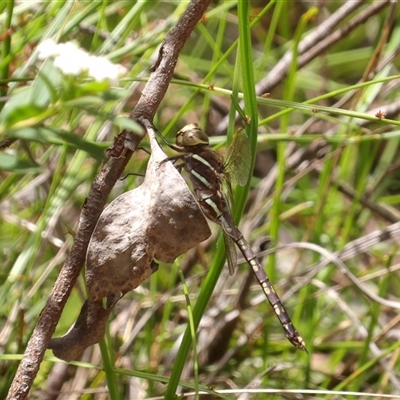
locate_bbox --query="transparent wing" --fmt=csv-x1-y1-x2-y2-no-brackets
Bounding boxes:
225,128,251,186
221,177,234,211
223,232,237,276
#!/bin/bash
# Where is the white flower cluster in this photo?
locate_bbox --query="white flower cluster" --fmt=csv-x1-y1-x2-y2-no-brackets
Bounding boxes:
37,39,127,82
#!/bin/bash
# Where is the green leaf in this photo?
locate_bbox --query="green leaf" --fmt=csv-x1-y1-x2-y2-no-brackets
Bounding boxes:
6,127,106,161
0,152,42,173
2,104,48,127
63,96,106,109
0,60,63,127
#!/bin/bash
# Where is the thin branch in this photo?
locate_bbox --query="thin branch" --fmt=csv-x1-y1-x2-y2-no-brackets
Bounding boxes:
6,1,211,399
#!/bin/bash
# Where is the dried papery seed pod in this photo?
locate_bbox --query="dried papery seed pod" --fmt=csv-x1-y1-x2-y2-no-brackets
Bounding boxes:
86,126,211,301
50,126,210,361
50,298,113,361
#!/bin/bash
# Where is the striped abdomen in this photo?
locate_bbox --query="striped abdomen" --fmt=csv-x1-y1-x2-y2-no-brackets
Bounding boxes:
182,148,307,352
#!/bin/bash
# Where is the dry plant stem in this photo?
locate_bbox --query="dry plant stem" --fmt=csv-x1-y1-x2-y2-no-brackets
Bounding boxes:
337,182,399,224
216,0,391,133
132,0,211,122
6,1,211,399
296,0,392,75
282,221,400,309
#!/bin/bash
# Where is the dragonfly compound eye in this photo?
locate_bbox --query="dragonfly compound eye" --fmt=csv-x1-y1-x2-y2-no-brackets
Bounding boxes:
176,123,209,148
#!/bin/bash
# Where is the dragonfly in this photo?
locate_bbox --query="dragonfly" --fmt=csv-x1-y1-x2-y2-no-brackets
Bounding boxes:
162,123,307,352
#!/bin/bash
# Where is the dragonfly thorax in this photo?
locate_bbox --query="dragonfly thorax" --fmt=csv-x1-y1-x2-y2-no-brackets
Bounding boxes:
176,123,209,149
184,149,225,191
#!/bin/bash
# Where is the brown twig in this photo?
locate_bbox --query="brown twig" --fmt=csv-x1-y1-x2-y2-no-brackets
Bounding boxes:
6,1,211,399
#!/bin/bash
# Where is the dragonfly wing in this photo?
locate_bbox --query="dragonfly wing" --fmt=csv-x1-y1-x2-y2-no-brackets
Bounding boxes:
225,128,252,186
221,178,234,210
223,232,237,276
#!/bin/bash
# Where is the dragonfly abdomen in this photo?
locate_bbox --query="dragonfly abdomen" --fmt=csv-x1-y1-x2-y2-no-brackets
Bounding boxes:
234,234,307,352
170,123,307,352
195,188,235,230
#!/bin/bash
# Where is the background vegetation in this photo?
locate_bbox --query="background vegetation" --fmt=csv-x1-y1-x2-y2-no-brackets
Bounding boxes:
1,1,400,399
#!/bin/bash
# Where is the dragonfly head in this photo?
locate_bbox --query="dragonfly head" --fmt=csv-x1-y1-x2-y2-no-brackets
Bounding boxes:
176,123,209,149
